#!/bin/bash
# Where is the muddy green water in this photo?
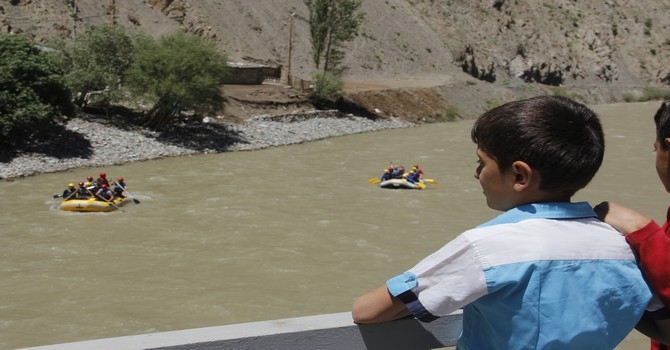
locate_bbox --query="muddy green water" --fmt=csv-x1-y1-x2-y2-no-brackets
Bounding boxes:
0,102,665,349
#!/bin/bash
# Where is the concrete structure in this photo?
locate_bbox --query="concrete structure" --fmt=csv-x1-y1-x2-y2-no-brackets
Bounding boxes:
224,62,282,85
20,310,463,350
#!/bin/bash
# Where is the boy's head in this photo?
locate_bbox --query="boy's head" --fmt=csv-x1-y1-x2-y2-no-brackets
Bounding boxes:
470,95,604,198
653,101,670,192
654,101,670,149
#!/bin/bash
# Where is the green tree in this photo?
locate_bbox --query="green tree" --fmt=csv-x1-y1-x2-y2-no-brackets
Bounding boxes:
312,71,344,101
125,31,228,130
0,34,74,142
304,0,365,73
51,24,134,107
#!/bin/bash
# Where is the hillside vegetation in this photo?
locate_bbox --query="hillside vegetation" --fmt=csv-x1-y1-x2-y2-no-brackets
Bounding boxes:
2,0,669,119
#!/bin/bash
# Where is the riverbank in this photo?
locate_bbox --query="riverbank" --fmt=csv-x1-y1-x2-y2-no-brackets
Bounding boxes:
0,110,412,180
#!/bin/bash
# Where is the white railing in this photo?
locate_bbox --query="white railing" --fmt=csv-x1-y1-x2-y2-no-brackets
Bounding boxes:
20,310,463,350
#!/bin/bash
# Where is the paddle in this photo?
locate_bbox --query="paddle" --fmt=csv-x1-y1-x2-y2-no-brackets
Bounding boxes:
115,182,140,204
53,190,77,200
368,178,381,184
52,189,80,210
104,198,125,212
51,193,66,210
98,193,125,212
423,178,438,184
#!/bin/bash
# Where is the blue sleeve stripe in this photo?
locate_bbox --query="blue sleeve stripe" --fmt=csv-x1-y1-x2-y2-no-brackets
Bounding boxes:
387,272,439,322
387,272,418,296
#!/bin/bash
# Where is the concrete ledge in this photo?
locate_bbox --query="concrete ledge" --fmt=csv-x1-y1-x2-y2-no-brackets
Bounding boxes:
20,310,463,350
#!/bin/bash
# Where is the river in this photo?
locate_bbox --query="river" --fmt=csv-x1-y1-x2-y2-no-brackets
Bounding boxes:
0,101,665,349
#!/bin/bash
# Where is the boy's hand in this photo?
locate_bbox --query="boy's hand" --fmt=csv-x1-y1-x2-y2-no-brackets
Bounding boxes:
593,201,653,235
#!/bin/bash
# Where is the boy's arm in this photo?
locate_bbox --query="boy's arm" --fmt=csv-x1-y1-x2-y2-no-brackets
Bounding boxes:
352,284,411,324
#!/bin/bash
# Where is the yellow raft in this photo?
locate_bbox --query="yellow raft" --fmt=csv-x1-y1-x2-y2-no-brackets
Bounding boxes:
58,197,131,212
379,178,426,189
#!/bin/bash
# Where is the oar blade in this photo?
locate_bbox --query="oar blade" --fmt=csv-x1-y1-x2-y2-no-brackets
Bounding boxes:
115,181,140,204
368,178,381,184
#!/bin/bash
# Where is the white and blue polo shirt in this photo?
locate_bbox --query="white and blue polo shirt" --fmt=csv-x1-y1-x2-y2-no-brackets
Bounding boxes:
387,202,653,349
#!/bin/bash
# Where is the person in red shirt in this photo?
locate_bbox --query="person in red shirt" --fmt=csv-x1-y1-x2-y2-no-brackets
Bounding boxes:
95,183,114,201
97,172,110,187
595,101,670,349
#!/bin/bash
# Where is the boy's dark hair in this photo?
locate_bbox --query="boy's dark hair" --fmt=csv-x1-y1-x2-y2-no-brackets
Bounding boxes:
471,95,604,197
654,101,670,149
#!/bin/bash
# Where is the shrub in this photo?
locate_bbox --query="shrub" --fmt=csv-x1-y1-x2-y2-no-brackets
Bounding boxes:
0,34,74,142
311,71,343,102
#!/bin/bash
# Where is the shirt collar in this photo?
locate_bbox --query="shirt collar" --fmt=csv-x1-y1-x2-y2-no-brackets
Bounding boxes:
477,202,596,228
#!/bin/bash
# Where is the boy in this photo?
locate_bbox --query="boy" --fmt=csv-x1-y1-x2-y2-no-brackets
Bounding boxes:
595,100,670,348
352,95,657,349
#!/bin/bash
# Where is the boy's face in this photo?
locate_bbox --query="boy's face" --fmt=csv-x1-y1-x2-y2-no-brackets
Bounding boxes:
474,147,517,211
655,139,670,193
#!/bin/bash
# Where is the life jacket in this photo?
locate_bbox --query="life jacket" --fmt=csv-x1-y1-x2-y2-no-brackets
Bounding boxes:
97,177,109,186
96,188,113,200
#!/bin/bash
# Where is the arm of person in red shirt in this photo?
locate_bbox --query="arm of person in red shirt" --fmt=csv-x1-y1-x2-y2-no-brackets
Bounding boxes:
594,201,670,306
594,201,670,346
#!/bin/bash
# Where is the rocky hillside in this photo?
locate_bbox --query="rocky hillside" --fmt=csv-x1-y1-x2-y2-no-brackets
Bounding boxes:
1,0,669,119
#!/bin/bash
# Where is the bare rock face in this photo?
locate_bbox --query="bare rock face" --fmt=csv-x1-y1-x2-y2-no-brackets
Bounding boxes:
146,0,174,10
147,0,184,22
661,70,670,85
456,45,496,83
145,0,215,39
0,0,667,113
408,0,668,88
501,24,617,86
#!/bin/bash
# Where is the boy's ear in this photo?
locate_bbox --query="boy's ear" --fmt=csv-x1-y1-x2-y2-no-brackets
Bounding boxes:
510,160,534,191
664,137,670,149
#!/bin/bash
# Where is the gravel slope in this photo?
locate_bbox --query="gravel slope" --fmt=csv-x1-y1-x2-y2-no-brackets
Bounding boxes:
0,111,411,180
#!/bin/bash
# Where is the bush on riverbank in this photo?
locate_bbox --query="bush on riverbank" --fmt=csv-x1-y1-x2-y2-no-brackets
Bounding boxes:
0,34,74,145
622,86,670,102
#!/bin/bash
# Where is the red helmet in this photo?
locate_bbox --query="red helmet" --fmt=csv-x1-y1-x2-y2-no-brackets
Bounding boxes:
78,182,84,186
101,184,108,188
118,177,124,182
99,172,106,178
87,176,93,181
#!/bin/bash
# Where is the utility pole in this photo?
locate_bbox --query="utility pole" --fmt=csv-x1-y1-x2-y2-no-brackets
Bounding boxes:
286,12,296,85
72,0,77,41
109,0,117,25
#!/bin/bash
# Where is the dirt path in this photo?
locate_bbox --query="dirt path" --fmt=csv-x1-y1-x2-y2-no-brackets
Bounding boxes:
222,73,460,123
343,74,456,92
